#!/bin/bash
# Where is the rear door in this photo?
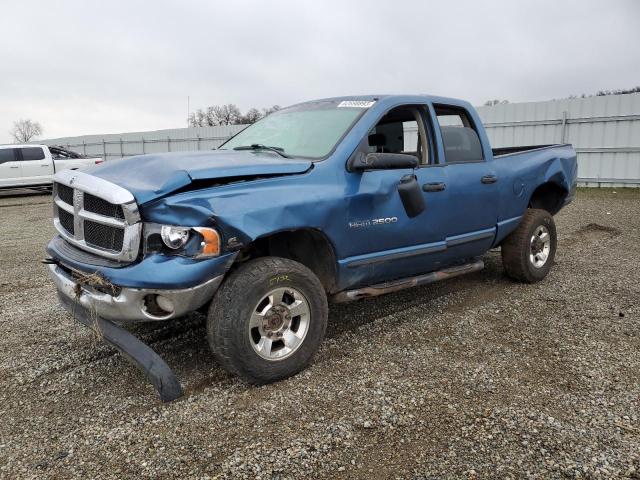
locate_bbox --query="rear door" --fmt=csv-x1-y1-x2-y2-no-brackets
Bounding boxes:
0,148,23,187
431,104,499,259
18,146,53,185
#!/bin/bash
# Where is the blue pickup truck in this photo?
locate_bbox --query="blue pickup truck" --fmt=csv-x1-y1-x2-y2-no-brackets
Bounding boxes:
47,95,577,400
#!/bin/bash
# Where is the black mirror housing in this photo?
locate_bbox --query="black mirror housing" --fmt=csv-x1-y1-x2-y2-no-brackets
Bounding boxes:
398,174,426,217
350,152,418,171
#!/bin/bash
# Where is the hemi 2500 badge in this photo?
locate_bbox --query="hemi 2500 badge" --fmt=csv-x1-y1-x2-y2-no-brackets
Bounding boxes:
349,217,398,228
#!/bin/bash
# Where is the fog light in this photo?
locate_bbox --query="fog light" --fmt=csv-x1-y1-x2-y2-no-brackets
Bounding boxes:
143,294,175,319
156,295,174,313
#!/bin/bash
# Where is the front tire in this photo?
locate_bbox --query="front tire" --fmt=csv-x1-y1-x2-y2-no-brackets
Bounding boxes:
207,257,328,384
501,208,557,283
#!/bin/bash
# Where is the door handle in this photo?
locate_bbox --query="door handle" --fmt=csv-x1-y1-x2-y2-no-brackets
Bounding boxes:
422,182,446,192
10,166,19,169
41,164,50,167
481,175,497,184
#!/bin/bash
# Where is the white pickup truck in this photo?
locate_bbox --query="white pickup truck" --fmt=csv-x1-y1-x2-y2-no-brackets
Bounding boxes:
0,144,102,191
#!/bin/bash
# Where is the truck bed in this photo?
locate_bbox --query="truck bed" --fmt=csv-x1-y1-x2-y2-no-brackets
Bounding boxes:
492,144,562,157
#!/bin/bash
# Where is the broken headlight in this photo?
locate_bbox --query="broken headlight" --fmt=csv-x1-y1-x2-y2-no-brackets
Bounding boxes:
144,223,220,258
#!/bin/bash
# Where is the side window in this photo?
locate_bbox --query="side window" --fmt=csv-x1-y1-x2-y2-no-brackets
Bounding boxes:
51,148,72,160
0,148,18,164
20,147,46,161
434,105,483,163
50,146,86,160
367,105,431,164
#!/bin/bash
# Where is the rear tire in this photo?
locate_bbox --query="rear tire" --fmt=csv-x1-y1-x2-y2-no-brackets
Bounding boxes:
207,257,328,384
501,208,557,283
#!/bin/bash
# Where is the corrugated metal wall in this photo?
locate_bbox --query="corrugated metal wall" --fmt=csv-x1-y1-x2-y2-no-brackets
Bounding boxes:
476,93,640,187
42,93,640,187
42,125,246,161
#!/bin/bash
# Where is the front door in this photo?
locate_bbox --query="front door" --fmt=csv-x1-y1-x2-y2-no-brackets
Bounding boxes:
337,104,451,289
0,148,23,187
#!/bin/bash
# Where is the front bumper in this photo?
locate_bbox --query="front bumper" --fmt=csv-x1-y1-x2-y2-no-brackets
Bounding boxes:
57,293,184,402
48,263,223,322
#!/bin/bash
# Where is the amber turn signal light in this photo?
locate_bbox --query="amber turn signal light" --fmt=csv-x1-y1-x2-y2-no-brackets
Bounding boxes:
192,227,221,258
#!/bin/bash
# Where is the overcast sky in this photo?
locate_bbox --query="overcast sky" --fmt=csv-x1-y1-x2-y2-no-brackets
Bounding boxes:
1,0,638,142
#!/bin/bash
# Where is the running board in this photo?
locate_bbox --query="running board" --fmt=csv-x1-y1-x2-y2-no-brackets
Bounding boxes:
58,293,184,402
331,259,484,303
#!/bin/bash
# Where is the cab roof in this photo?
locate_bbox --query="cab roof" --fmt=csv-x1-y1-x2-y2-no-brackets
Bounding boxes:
290,94,474,110
0,143,46,149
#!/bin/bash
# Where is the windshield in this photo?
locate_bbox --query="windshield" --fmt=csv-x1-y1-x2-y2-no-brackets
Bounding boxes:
220,101,368,159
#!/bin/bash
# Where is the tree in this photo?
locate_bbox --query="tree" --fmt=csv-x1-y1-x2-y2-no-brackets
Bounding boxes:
238,108,263,124
262,105,281,116
564,86,640,100
188,103,282,127
188,109,209,127
211,104,242,125
10,119,43,143
483,99,509,106
595,86,640,96
204,107,219,126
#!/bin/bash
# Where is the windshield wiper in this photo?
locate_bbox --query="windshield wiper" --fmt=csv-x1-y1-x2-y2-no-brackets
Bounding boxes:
233,144,290,158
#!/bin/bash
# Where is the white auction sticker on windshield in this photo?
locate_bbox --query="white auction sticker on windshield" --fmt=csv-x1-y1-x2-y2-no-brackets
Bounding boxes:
337,100,376,108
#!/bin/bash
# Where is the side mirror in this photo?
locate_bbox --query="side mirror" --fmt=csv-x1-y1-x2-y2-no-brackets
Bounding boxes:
350,152,418,171
398,174,426,217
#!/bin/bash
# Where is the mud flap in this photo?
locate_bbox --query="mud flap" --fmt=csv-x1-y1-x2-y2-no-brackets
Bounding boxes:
59,294,184,402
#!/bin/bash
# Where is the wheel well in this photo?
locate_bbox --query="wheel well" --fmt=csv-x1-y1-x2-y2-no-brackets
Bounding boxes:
235,229,338,293
528,182,567,215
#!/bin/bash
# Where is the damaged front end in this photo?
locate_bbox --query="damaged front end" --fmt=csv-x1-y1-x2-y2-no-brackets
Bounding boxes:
45,252,232,402
47,151,314,401
47,169,241,402
47,260,224,322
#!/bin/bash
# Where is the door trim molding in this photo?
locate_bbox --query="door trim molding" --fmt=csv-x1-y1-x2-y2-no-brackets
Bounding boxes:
446,227,496,247
340,227,496,268
341,241,447,268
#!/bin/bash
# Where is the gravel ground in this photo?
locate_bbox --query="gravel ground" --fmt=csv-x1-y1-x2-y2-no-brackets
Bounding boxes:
0,188,639,479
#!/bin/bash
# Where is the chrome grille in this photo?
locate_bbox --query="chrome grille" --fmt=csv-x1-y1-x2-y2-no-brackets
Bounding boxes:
52,171,141,263
84,192,125,219
57,183,74,205
58,209,75,235
84,219,125,251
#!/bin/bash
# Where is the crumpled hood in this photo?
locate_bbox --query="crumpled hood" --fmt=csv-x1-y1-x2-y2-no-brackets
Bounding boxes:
85,150,312,204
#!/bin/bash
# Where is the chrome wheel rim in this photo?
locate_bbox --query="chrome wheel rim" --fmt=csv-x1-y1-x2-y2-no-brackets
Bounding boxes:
530,225,551,268
249,287,310,361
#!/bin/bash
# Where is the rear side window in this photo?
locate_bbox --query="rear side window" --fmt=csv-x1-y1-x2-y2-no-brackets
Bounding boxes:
20,147,45,161
0,148,18,164
434,105,483,163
